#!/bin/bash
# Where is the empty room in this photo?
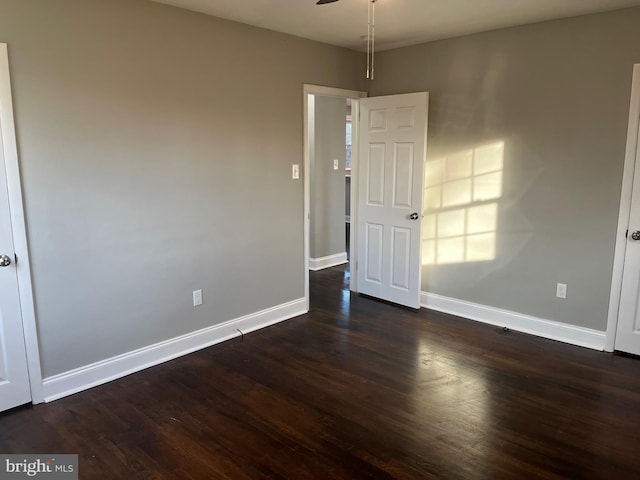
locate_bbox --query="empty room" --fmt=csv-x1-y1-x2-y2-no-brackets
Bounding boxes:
1,0,640,478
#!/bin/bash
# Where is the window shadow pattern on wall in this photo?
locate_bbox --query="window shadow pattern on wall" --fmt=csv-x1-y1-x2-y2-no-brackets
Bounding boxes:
422,142,504,265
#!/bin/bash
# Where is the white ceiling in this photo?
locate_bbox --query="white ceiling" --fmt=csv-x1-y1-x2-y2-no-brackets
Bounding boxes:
152,0,640,51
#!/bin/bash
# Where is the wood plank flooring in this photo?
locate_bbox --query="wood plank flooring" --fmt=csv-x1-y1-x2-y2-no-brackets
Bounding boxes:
2,265,640,479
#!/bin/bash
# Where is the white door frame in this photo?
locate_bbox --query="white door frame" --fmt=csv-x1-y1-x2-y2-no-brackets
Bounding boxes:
605,63,640,352
303,84,367,308
0,43,43,403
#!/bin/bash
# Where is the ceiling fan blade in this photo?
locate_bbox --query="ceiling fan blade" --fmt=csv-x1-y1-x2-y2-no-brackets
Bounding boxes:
316,0,340,4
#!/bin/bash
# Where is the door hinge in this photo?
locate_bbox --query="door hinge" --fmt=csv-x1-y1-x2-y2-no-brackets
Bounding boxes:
626,229,629,238
14,253,17,264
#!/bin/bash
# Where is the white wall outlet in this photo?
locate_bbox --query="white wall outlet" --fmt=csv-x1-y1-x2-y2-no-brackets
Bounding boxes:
193,289,203,307
556,283,567,299
292,164,300,179
333,159,339,170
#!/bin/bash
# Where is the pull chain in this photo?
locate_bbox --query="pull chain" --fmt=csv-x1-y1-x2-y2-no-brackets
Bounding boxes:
367,0,376,80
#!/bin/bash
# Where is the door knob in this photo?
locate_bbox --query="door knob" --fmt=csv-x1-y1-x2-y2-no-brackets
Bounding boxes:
409,212,420,220
0,255,12,267
631,231,640,241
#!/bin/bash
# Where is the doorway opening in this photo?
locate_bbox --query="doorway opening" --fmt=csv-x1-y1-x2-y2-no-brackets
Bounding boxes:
303,85,367,311
304,87,429,311
309,96,350,273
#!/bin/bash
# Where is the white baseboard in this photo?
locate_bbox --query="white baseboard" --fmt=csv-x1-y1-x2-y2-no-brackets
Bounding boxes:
309,252,348,271
421,292,606,351
41,298,308,402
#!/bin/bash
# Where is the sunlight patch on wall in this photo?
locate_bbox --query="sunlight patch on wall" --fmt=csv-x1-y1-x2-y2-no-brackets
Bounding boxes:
422,142,504,265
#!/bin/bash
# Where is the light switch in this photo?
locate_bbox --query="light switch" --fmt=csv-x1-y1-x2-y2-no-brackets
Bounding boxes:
193,289,203,307
292,164,300,179
556,283,567,299
333,159,339,170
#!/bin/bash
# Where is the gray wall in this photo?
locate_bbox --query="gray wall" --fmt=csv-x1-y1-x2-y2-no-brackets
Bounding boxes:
370,7,640,330
310,95,346,260
0,0,363,377
4,0,639,378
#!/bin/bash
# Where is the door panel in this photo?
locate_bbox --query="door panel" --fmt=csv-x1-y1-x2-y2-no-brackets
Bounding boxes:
365,223,384,284
367,143,385,205
393,143,413,208
391,227,411,290
616,119,640,355
357,93,428,308
0,45,31,412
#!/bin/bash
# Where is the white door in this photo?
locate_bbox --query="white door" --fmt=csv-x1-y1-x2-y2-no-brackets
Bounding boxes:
0,45,31,412
616,117,640,355
357,92,428,309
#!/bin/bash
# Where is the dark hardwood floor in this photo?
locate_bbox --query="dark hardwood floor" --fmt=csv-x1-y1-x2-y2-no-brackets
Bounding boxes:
2,265,640,479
